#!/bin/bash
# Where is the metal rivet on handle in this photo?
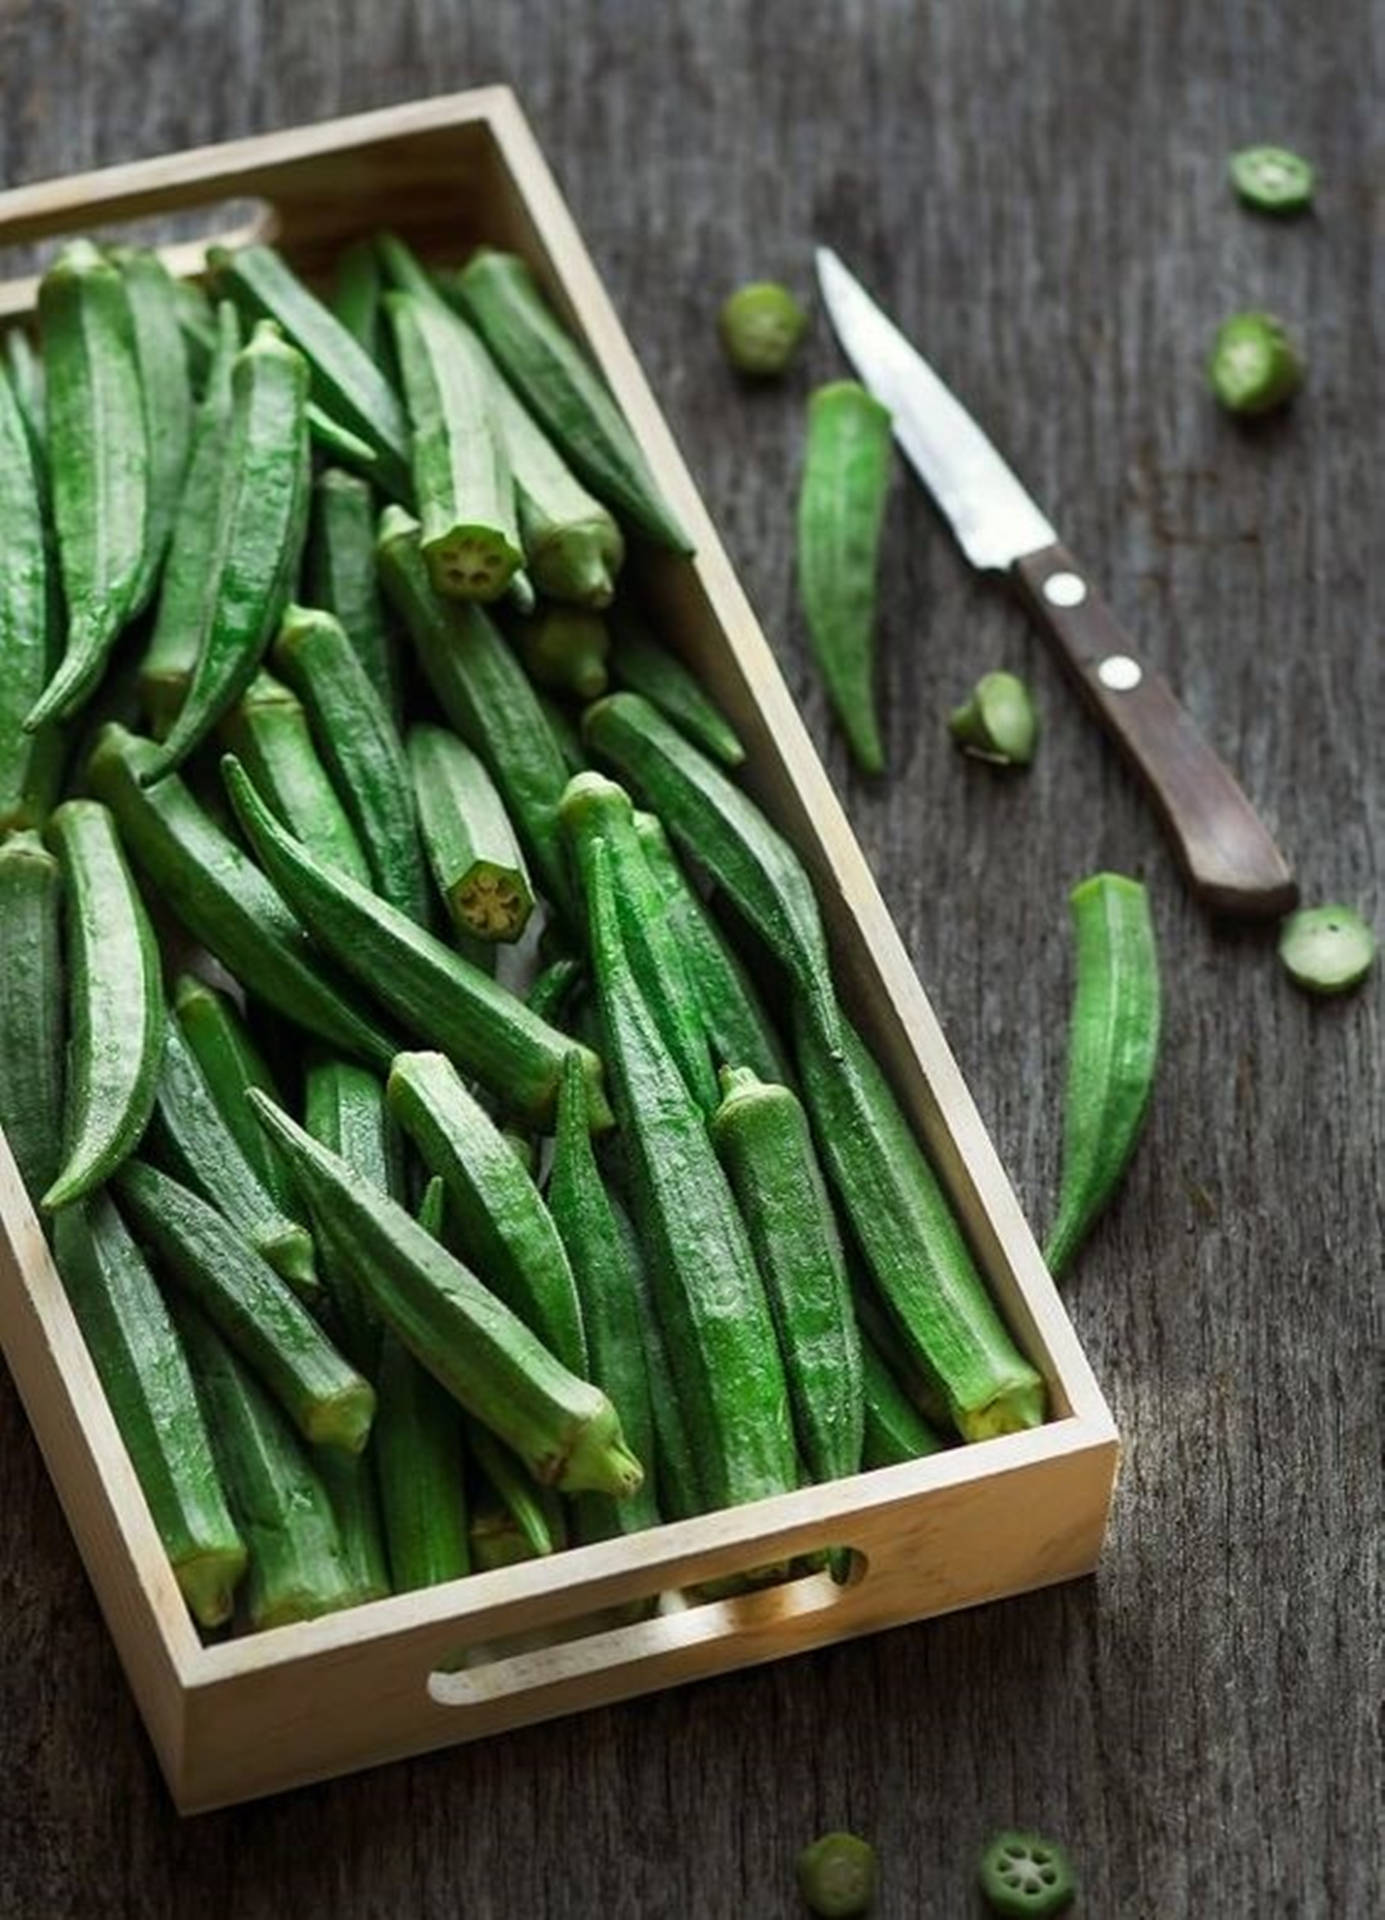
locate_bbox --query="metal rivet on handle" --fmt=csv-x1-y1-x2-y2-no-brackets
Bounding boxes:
1097,654,1143,692
1042,570,1088,608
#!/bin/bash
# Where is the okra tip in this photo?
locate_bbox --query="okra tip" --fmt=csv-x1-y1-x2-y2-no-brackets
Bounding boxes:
176,1543,250,1631
561,1417,645,1500
305,1377,378,1457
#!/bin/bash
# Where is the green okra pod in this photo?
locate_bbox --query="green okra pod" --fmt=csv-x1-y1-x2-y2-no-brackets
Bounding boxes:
795,1003,1045,1442
386,288,521,602
88,725,396,1069
42,800,165,1213
54,1196,247,1628
582,691,839,1048
209,242,411,500
27,240,149,730
138,300,240,739
172,1296,360,1631
112,247,194,616
115,1157,374,1457
607,608,744,768
454,248,692,555
796,380,893,774
1045,873,1161,1277
0,343,56,830
0,832,65,1205
246,1092,645,1500
272,603,429,924
408,723,534,943
306,467,399,719
219,670,373,888
142,319,312,778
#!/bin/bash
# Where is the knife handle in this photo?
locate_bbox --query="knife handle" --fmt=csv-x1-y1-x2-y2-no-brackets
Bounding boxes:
1014,544,1297,918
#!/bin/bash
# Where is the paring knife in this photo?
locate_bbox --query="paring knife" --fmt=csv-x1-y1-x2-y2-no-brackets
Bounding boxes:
816,246,1297,919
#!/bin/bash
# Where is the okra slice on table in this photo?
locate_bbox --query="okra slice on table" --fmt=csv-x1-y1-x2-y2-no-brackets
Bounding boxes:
453,247,693,555
219,670,373,888
719,281,807,377
54,1195,247,1630
407,723,534,943
111,247,195,615
607,607,745,768
114,1157,373,1456
560,772,719,1115
580,837,797,1514
208,242,412,501
710,1065,864,1483
548,1051,661,1543
1045,872,1161,1278
172,1296,359,1632
1208,311,1302,415
632,809,791,1087
0,339,56,830
223,753,609,1131
42,800,166,1213
271,603,429,924
88,726,395,1069
0,831,64,1206
797,379,893,774
377,507,575,917
1277,902,1375,996
146,1017,318,1298
583,691,840,1047
245,1092,645,1500
386,288,522,602
387,1049,588,1377
794,1003,1045,1442
27,240,149,730
306,467,399,719
139,300,240,739
143,319,312,779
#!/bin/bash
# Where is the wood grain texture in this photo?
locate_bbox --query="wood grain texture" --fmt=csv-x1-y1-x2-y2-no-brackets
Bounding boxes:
0,1,1380,1914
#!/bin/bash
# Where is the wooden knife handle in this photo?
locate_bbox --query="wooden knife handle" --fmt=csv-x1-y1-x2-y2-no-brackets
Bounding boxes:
1014,544,1297,918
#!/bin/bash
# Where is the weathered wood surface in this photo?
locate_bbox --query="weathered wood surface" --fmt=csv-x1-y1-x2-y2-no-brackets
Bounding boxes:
0,2,1379,1913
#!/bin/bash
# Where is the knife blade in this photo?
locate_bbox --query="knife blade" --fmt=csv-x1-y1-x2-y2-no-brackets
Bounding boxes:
815,246,1297,919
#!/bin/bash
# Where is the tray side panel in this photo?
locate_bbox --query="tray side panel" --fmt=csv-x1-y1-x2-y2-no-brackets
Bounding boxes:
174,1432,1116,1811
0,1138,195,1783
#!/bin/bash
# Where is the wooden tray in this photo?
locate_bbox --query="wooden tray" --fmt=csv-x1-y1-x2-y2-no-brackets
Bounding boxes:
0,88,1118,1813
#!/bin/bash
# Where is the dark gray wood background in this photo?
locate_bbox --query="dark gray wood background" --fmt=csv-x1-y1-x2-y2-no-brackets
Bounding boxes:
1,3,1380,1914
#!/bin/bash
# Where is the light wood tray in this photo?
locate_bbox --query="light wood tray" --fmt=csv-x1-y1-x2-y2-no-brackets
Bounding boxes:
0,88,1118,1813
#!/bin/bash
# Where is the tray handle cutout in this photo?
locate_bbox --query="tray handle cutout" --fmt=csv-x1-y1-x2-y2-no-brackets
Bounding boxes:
427,1551,869,1708
0,197,278,321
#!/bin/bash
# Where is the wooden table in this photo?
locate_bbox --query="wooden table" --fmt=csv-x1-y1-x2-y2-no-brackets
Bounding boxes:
2,4,1378,1913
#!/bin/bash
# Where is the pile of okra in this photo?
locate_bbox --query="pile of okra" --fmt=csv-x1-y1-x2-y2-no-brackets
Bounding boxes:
0,229,1046,1635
